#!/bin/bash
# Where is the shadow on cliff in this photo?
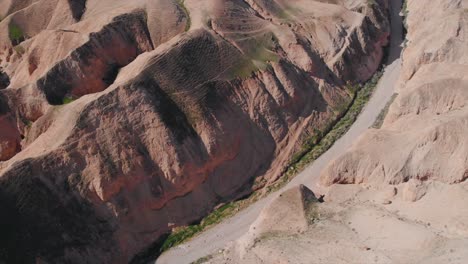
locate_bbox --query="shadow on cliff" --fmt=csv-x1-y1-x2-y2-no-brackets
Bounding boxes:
0,159,114,263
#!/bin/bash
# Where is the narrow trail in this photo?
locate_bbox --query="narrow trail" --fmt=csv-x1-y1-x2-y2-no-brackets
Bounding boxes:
156,1,403,263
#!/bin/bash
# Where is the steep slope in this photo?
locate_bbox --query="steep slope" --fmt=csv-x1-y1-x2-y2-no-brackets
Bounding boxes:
0,0,390,262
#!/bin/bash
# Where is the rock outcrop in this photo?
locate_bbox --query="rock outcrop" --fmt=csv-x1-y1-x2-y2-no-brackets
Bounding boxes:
220,185,320,263
0,0,390,262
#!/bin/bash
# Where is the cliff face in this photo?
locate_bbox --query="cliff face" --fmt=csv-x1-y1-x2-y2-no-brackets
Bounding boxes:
0,0,389,262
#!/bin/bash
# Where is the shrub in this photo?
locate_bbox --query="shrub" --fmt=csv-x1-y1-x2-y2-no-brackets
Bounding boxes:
372,93,398,129
62,97,75,104
13,45,25,55
9,24,24,45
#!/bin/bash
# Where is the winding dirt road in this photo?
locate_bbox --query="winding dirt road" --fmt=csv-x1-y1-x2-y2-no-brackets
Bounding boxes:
156,1,403,263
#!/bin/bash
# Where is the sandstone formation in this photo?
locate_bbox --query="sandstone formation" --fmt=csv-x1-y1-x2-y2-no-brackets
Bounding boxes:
221,185,321,263
202,0,468,263
234,185,318,259
0,0,390,262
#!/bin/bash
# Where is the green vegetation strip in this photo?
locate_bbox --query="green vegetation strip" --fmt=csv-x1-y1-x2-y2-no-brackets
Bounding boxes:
402,0,409,48
161,203,237,251
191,254,215,264
160,69,384,253
176,0,191,32
269,70,383,193
372,93,398,129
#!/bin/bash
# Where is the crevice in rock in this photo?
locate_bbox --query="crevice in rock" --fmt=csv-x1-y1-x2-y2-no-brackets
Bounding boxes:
37,11,154,105
101,63,121,86
240,0,268,20
135,77,198,143
0,93,9,115
68,0,87,21
0,94,22,161
0,69,10,89
129,233,169,264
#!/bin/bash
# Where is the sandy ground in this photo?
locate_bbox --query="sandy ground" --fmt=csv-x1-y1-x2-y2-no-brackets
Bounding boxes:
212,181,468,264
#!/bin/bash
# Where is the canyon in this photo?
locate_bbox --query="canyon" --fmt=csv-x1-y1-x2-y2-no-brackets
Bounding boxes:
190,0,468,263
0,0,390,263
3,0,465,264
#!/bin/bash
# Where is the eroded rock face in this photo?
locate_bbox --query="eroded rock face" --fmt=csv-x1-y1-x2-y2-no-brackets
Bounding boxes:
0,94,20,161
226,185,319,261
321,0,468,187
36,11,154,105
0,0,390,262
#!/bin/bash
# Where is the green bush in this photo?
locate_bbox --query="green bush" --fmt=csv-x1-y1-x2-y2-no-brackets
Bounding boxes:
367,0,377,7
160,203,236,252
62,97,75,104
191,254,215,264
9,24,24,44
13,45,25,55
